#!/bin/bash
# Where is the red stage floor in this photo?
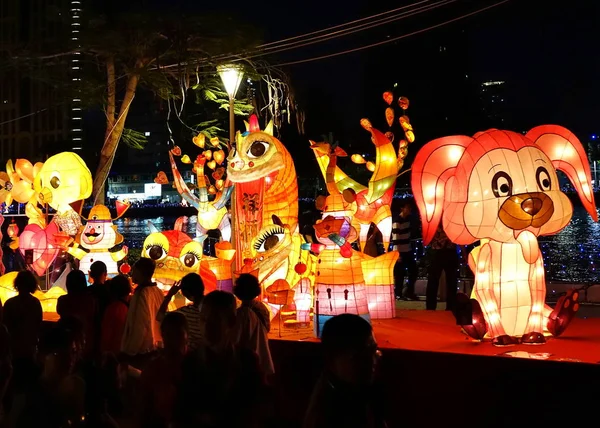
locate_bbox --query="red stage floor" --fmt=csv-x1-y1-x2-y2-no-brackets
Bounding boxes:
270,309,600,364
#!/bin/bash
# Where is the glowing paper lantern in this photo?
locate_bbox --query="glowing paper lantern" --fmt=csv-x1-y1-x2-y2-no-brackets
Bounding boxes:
382,91,393,105
312,214,370,337
310,123,405,254
141,217,205,290
0,272,18,304
192,133,206,148
34,152,92,212
7,220,18,238
19,222,60,276
228,115,299,271
361,251,398,319
385,107,394,127
351,154,366,164
293,278,312,323
411,125,597,345
68,204,130,277
213,149,226,164
169,152,232,243
171,146,182,156
247,215,315,320
34,286,66,313
181,155,192,164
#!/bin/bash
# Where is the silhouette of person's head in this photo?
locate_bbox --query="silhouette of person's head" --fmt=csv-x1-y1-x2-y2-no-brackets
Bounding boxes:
108,274,132,300
321,314,380,386
180,273,205,303
132,258,155,285
161,311,188,355
233,274,261,302
66,270,87,295
89,261,108,284
14,270,38,295
200,290,236,350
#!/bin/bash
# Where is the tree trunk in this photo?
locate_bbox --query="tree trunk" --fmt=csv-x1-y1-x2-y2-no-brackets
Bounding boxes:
92,60,142,205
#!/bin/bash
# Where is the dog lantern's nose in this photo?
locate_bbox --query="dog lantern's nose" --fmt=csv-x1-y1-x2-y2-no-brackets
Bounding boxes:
521,197,543,216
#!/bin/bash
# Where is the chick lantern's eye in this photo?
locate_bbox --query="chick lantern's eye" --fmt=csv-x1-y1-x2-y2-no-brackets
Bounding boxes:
253,226,285,252
536,166,551,191
50,172,61,189
146,245,166,261
180,252,200,268
179,242,203,270
491,171,513,198
247,141,269,159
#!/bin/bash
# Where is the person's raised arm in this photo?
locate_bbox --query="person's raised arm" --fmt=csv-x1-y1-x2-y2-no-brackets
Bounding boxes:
156,282,181,323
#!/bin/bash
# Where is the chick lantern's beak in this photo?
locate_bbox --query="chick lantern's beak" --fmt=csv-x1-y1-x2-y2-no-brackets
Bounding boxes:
38,187,53,204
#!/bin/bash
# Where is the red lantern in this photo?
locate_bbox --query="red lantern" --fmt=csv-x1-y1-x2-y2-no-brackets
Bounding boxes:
294,262,307,274
120,262,131,275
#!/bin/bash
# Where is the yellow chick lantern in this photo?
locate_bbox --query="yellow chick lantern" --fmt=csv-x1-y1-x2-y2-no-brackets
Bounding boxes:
68,202,130,277
34,152,92,235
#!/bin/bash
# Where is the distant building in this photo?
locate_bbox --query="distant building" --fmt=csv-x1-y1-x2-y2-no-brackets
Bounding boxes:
479,80,508,128
0,0,77,164
107,170,193,204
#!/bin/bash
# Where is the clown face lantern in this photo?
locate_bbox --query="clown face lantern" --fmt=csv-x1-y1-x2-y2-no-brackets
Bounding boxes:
411,125,597,346
68,202,130,277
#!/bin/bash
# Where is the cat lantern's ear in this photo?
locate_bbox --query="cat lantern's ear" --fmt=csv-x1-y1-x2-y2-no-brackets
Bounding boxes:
264,120,274,136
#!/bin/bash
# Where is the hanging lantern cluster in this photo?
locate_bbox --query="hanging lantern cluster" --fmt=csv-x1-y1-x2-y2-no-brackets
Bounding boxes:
353,92,415,172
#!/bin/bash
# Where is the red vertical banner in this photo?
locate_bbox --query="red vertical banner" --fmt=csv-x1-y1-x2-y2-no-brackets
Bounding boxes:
234,178,265,272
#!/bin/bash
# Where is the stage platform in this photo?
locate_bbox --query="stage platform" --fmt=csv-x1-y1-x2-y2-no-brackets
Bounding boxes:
270,309,600,364
268,308,600,428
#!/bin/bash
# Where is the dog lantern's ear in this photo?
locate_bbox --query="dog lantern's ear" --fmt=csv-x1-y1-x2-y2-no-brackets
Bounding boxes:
526,125,598,221
411,136,471,245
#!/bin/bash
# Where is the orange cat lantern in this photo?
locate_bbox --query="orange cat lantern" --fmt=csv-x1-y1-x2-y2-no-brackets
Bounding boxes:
411,125,597,346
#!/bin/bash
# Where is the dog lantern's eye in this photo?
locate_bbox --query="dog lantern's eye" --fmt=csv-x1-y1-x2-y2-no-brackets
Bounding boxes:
536,167,551,191
492,171,513,198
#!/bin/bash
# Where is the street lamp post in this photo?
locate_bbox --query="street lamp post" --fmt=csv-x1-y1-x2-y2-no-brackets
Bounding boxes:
217,63,245,147
217,63,244,272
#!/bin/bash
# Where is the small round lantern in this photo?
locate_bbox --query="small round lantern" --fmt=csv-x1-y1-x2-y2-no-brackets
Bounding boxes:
7,220,19,238
120,262,131,275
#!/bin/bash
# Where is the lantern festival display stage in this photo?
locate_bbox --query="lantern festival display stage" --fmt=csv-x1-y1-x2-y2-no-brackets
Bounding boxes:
168,102,412,329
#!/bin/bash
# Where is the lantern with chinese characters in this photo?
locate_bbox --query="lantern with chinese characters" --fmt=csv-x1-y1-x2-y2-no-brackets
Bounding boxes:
411,125,596,346
68,202,130,278
227,116,299,271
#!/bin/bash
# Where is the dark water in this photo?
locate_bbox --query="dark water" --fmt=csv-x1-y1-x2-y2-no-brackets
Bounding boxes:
115,206,600,284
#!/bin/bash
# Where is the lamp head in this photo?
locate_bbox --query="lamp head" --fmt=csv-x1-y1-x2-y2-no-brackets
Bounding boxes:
217,63,245,99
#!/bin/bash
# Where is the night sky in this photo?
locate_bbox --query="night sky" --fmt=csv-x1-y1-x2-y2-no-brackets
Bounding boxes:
104,0,600,178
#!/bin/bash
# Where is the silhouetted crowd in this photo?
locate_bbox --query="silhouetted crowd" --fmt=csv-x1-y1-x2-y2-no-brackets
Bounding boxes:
0,260,384,428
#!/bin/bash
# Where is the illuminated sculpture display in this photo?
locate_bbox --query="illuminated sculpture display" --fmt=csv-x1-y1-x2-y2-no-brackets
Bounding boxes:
310,94,415,252
228,115,299,269
411,125,597,345
169,146,232,242
34,152,93,234
68,202,130,277
0,271,66,314
142,217,207,290
19,222,61,276
249,214,315,319
310,189,398,336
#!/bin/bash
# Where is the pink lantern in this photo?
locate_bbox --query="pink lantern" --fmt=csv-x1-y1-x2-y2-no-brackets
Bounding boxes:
19,222,60,276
